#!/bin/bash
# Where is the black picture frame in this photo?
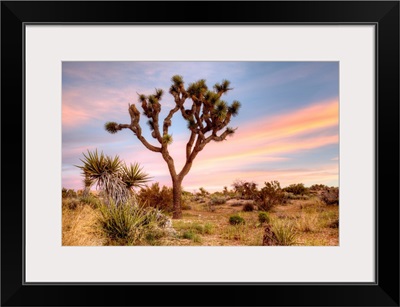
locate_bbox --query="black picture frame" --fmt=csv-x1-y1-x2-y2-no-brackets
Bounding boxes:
1,1,399,306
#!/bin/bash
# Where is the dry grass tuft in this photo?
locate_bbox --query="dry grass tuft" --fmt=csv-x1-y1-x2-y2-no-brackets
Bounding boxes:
62,201,105,246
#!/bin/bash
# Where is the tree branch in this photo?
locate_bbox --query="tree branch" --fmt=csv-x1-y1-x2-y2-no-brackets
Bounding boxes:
128,104,162,153
186,131,196,160
151,110,163,144
163,105,180,135
212,128,237,142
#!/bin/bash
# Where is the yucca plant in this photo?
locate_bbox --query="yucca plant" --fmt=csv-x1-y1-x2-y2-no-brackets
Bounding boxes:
121,162,151,190
98,200,160,245
270,220,298,246
76,149,150,205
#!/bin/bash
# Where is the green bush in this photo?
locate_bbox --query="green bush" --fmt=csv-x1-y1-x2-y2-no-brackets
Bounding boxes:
182,231,202,243
145,229,166,245
203,223,214,234
283,192,310,201
242,203,255,212
229,214,245,225
283,183,309,195
210,195,227,205
258,211,271,224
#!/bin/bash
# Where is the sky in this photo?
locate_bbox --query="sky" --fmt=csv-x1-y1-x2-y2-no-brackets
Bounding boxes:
62,61,339,193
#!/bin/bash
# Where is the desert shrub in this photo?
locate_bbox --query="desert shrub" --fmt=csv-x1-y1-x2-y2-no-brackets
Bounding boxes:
173,221,214,235
193,194,205,202
182,231,202,243
62,188,78,198
138,182,174,212
229,214,245,225
145,229,167,245
202,192,225,212
181,203,192,210
182,190,193,197
223,186,229,196
203,222,214,234
182,191,195,205
210,195,227,205
258,211,271,224
256,181,285,211
230,201,244,207
198,187,209,196
283,183,309,195
284,192,309,201
309,184,329,191
320,187,339,205
242,203,255,212
181,191,193,210
231,180,258,199
204,202,216,212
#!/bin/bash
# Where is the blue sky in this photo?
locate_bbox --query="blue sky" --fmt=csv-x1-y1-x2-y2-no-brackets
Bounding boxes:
62,61,339,192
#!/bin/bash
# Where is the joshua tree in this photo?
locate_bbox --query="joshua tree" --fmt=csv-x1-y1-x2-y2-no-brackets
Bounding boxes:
105,75,241,219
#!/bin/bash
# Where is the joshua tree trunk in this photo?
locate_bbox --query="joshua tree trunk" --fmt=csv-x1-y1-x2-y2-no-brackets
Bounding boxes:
166,151,192,219
171,177,183,219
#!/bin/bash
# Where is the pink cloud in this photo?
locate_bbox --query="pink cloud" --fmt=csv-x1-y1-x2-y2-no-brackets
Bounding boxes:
127,99,338,191
166,99,339,172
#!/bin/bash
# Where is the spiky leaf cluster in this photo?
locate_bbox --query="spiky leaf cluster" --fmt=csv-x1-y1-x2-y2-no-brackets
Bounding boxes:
187,79,208,98
137,88,164,119
213,101,228,121
121,162,151,189
162,134,173,145
76,149,151,205
105,122,120,134
214,79,232,93
171,75,183,86
228,101,241,116
175,77,241,141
